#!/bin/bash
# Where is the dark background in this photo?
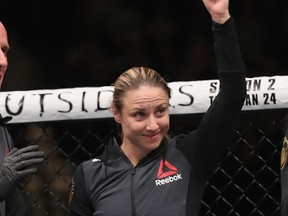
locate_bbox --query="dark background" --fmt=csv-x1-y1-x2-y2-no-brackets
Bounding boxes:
1,1,287,215
0,0,287,91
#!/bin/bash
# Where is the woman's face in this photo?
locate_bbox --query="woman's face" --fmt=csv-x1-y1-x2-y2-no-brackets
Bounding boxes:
114,86,170,153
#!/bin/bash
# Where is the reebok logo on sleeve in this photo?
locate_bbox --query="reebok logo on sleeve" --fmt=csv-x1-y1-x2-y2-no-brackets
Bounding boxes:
155,159,182,186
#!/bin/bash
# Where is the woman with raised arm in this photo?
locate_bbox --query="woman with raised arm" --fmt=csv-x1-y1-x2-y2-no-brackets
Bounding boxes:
69,0,246,215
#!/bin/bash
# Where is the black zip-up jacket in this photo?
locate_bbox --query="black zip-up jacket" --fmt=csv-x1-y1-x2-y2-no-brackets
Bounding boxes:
69,17,247,216
0,116,28,216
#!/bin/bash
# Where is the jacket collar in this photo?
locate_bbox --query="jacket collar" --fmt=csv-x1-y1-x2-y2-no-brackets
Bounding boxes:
104,137,168,167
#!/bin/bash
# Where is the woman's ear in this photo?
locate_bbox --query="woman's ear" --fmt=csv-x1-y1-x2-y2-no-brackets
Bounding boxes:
114,114,120,123
111,104,121,123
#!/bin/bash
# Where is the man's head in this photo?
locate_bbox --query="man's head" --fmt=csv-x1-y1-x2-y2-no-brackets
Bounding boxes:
0,21,9,89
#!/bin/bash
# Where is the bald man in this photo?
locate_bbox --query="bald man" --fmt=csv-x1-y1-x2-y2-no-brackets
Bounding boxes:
0,21,45,216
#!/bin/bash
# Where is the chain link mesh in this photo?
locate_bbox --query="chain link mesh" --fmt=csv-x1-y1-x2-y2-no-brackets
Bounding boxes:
7,110,286,216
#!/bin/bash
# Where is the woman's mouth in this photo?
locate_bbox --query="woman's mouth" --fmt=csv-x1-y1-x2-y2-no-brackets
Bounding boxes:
144,132,161,140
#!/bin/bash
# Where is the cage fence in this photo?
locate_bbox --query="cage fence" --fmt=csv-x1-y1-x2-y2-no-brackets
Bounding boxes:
7,109,287,216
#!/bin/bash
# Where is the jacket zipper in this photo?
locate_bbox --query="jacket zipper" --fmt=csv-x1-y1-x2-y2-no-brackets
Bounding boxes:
131,167,137,216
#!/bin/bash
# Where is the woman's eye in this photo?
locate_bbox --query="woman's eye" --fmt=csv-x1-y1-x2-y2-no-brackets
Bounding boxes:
157,108,166,116
135,112,145,118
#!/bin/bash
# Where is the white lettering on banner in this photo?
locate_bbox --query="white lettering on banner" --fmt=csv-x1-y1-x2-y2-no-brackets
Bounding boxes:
155,174,183,186
0,76,287,124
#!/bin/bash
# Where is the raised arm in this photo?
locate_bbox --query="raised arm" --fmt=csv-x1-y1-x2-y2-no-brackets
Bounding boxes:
177,0,246,182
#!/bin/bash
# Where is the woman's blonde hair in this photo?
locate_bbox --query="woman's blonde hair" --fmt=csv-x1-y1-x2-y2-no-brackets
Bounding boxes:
112,66,171,112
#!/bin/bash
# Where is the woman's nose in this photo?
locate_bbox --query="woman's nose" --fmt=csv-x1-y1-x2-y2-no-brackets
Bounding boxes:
146,116,159,131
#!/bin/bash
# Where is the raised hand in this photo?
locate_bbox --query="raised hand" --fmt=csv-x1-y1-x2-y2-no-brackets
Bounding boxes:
202,0,230,24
